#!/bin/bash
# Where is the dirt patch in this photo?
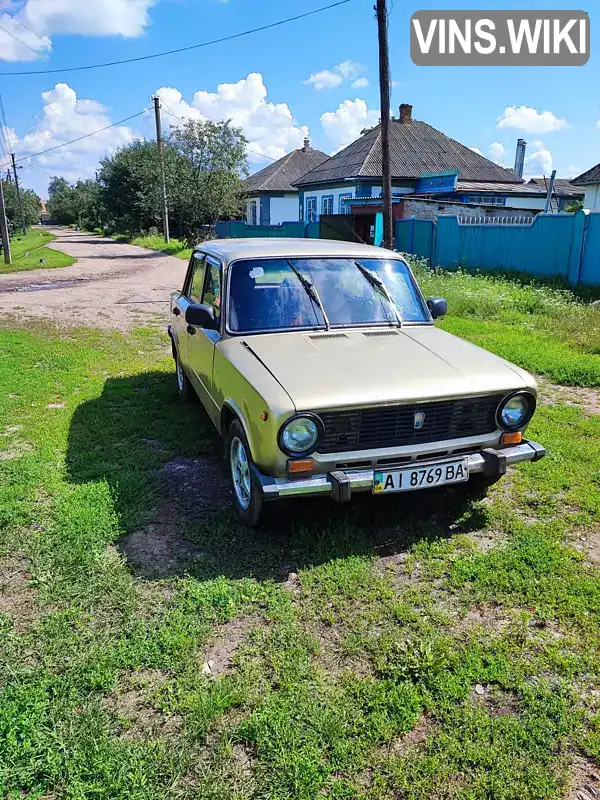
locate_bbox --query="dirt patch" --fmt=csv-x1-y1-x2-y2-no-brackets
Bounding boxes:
102,668,181,741
539,379,600,417
0,556,36,631
201,616,262,678
118,456,231,578
471,684,520,717
0,228,186,331
384,714,433,757
569,527,600,566
567,755,600,800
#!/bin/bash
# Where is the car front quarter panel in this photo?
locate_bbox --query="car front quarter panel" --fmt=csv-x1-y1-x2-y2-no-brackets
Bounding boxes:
213,339,296,475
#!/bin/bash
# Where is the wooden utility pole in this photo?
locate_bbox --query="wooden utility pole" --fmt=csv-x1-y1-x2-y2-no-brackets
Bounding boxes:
11,154,26,235
153,96,170,244
376,0,393,249
0,178,12,264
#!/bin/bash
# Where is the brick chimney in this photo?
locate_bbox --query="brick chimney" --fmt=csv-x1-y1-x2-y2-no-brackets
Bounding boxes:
303,136,311,152
399,104,413,123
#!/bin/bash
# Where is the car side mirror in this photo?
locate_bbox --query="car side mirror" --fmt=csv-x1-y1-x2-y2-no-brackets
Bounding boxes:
427,297,447,319
185,303,218,330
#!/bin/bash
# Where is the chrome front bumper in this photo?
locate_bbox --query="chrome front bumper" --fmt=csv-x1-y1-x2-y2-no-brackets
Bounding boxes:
252,441,546,502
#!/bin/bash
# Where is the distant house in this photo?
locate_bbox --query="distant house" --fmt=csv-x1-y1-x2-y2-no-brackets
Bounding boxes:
572,164,600,211
293,104,582,242
242,138,329,226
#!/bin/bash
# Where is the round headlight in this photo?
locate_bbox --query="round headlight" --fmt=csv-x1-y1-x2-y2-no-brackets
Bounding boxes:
279,415,321,455
497,392,535,431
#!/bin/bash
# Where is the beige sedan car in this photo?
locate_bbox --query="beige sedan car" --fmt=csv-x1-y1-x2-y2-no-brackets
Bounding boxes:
168,238,544,525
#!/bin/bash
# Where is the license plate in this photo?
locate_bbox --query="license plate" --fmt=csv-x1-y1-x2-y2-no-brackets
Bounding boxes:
373,459,469,494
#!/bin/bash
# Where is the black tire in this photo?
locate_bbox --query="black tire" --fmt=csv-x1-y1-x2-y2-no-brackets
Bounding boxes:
227,420,264,527
175,350,195,402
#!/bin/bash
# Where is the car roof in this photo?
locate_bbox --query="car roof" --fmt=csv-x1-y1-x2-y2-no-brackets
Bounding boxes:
195,238,406,264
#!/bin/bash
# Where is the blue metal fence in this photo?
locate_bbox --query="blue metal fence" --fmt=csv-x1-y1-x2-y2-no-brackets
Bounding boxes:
394,211,600,287
214,220,320,239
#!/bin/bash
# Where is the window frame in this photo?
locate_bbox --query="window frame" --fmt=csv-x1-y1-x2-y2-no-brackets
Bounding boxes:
183,251,207,300
305,196,317,222
321,194,334,216
338,193,352,214
200,255,224,331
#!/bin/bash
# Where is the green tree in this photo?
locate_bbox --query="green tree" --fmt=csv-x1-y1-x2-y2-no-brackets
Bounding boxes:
46,176,103,229
1,180,42,230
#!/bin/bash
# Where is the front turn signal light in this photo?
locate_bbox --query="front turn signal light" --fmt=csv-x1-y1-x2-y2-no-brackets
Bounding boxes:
287,459,314,474
501,431,523,445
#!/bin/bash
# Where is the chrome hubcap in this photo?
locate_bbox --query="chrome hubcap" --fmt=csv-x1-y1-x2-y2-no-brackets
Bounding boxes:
176,359,184,392
230,436,251,511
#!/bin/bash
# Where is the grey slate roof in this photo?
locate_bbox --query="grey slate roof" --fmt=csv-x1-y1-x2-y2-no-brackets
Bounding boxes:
526,178,584,196
294,119,523,187
243,146,329,193
571,165,600,186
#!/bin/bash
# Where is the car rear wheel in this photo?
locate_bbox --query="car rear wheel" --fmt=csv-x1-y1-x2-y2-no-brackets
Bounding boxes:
175,351,195,402
228,420,264,527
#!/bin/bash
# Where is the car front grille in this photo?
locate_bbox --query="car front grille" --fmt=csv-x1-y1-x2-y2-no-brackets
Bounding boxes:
317,395,503,454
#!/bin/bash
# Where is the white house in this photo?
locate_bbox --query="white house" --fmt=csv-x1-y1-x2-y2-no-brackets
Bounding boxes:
242,138,329,226
572,164,600,211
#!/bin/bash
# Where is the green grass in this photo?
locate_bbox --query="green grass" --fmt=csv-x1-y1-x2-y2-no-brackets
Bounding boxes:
409,260,600,386
115,233,192,261
0,229,76,274
2,274,600,797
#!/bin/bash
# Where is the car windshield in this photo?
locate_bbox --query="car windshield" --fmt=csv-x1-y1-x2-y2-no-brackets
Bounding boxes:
228,257,429,333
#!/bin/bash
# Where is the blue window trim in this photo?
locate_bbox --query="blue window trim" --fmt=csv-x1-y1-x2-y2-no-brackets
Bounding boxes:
306,195,317,222
321,194,334,215
338,192,352,214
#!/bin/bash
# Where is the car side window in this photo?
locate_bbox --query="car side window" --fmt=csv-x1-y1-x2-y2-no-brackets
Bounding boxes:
188,254,206,303
202,259,222,321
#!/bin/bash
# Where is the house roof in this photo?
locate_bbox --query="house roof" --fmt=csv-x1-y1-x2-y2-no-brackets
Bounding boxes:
526,178,584,196
243,145,329,193
570,165,600,187
294,117,523,188
456,180,583,197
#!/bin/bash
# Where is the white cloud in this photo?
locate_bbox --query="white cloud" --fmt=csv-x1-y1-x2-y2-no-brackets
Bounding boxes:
497,105,568,134
320,98,379,152
13,83,138,185
0,0,157,61
523,144,553,176
304,60,363,90
489,141,507,164
156,73,309,163
469,147,483,156
351,77,369,89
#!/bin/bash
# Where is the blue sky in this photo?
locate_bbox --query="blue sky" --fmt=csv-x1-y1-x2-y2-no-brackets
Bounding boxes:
0,0,596,197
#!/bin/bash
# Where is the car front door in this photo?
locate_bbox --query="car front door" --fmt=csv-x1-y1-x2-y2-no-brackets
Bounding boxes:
186,255,223,427
171,251,206,370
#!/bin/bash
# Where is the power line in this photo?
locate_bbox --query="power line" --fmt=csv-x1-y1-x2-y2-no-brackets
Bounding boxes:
160,105,279,163
0,19,48,59
0,0,352,76
14,109,146,164
1,9,50,47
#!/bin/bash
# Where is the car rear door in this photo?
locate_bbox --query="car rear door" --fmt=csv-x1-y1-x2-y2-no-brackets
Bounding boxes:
170,251,206,371
185,255,223,426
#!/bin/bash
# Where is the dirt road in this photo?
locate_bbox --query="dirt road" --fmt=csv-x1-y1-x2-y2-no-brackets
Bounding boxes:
0,228,187,329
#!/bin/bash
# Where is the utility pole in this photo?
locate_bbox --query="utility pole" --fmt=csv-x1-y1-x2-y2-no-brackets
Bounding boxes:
153,96,170,243
11,154,26,235
376,0,393,249
0,178,12,264
544,170,557,213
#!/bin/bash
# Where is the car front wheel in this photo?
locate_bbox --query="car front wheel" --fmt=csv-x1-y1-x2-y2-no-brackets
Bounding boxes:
227,420,264,527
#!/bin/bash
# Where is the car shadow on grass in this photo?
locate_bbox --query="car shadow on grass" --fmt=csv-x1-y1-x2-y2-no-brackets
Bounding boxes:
66,371,491,583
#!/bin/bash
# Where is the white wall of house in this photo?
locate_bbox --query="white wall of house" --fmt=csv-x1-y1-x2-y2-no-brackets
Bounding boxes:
504,195,548,211
270,195,299,224
303,186,356,220
584,185,600,211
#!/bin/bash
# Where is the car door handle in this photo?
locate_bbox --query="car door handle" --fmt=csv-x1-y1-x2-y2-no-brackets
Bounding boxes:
172,307,181,316
186,324,196,335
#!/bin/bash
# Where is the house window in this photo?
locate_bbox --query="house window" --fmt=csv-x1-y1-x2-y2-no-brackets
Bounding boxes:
321,195,334,215
467,195,505,206
339,193,352,214
248,200,257,225
306,196,317,222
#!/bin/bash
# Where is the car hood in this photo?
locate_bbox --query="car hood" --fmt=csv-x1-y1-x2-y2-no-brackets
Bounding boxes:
238,326,534,411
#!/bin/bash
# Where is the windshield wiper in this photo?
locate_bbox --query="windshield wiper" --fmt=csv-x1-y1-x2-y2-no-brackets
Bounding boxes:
354,261,403,327
286,260,330,329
